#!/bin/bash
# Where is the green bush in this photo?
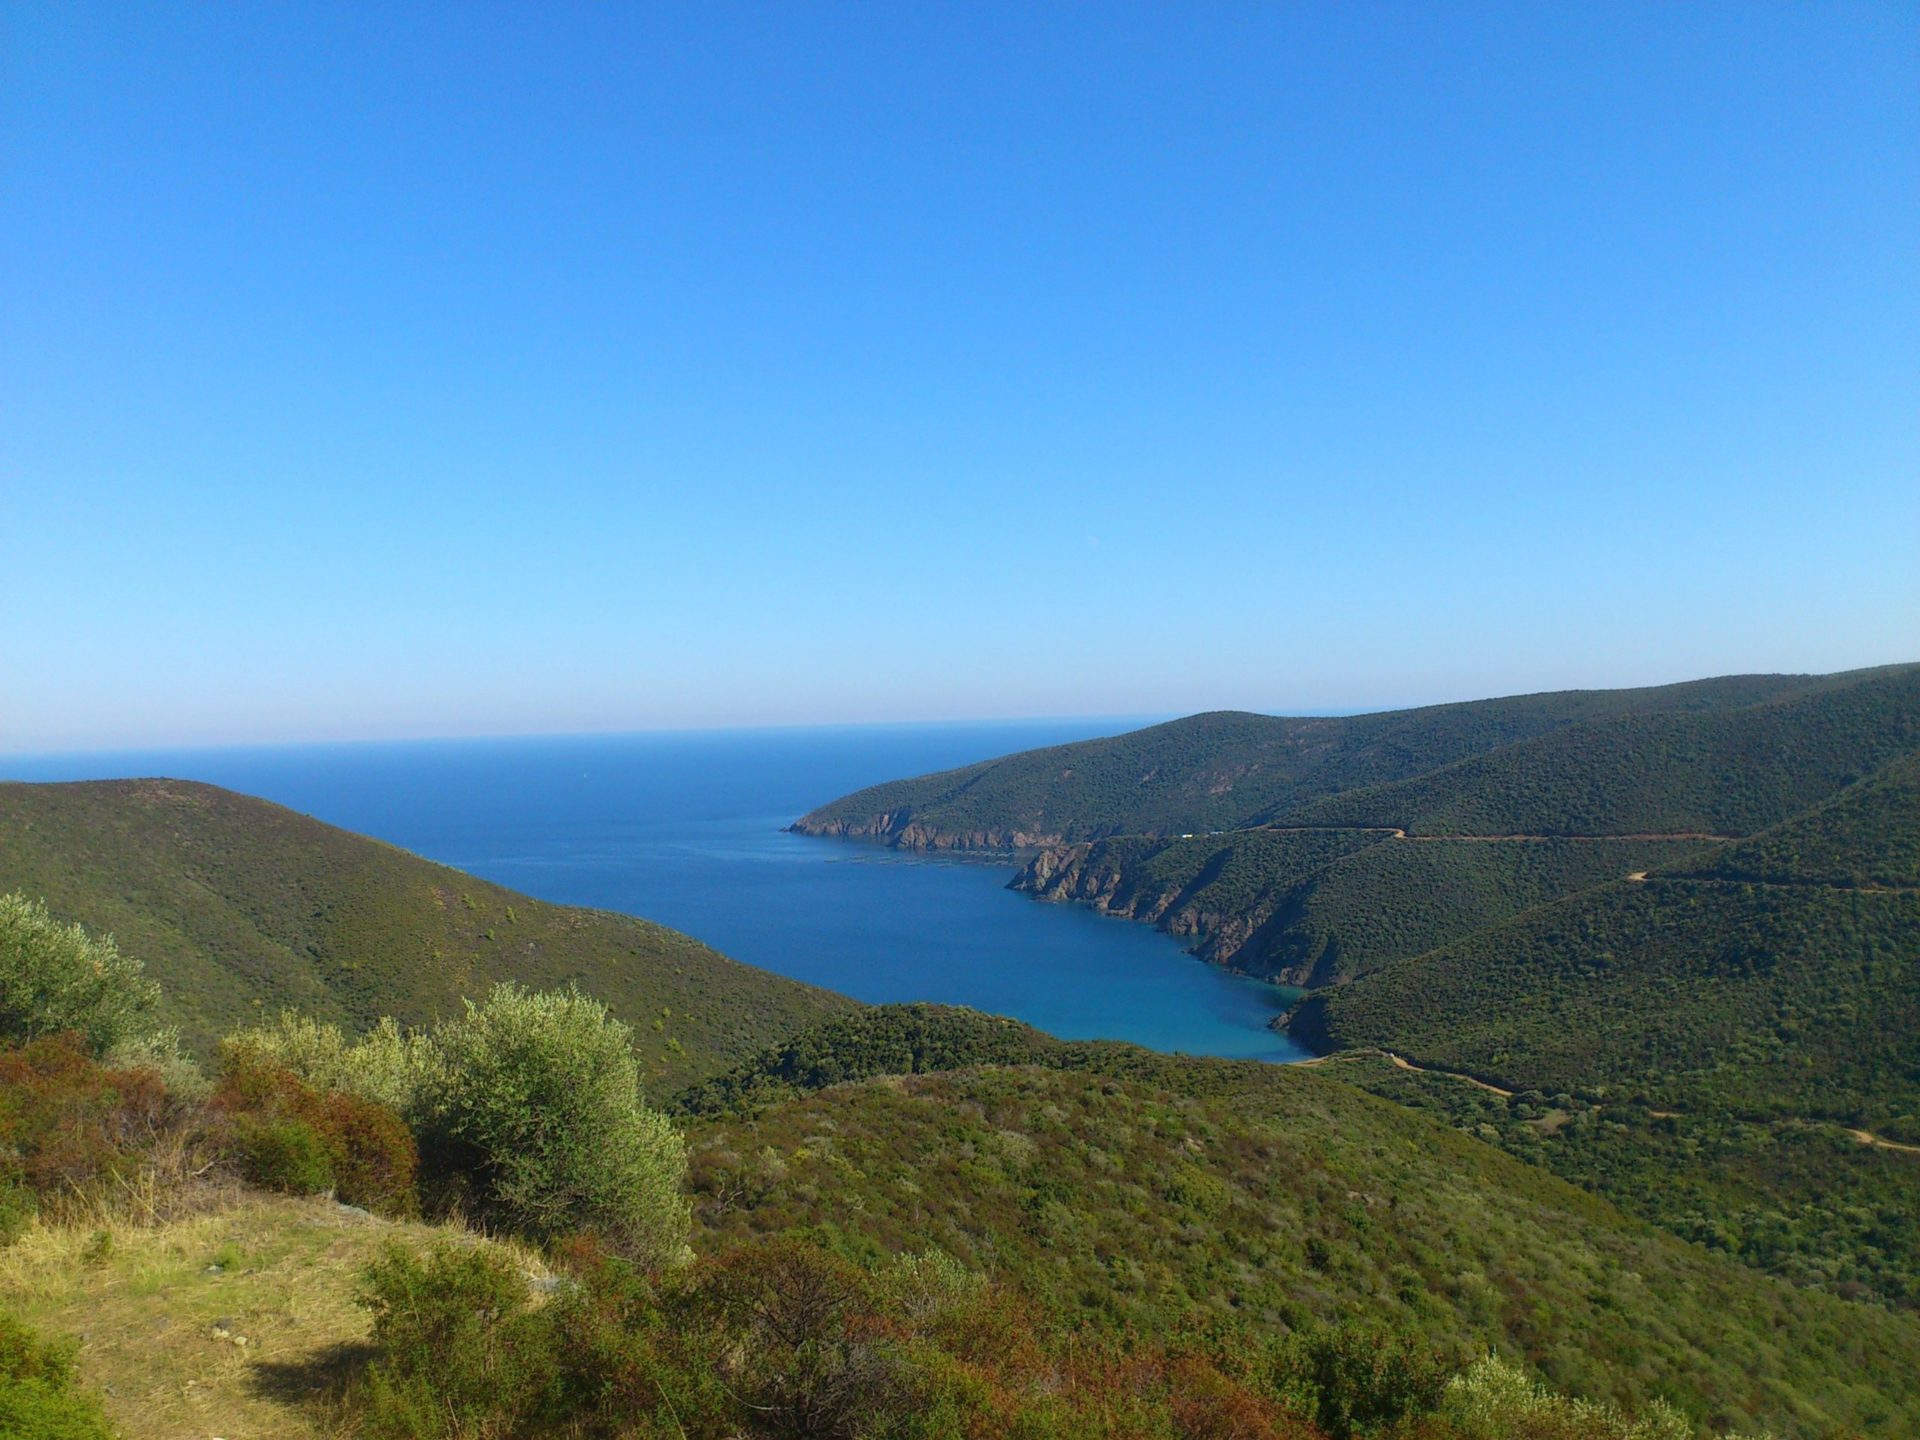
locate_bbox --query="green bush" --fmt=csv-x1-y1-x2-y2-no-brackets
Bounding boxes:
1269,1323,1451,1439
101,1031,208,1102
0,1311,117,1440
425,984,689,1261
0,1173,34,1247
232,1115,334,1196
0,895,160,1057
356,1241,554,1439
1434,1355,1698,1440
222,1013,442,1119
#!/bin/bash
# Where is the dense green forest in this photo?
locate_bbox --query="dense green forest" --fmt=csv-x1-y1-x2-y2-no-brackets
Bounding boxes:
793,666,1910,847
0,780,852,1078
1663,748,1920,889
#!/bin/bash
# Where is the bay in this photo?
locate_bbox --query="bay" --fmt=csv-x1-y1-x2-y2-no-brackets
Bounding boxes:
2,722,1308,1062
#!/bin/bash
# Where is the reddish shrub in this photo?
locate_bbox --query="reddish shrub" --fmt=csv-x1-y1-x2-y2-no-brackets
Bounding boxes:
213,1051,418,1215
0,1034,168,1202
1167,1354,1315,1440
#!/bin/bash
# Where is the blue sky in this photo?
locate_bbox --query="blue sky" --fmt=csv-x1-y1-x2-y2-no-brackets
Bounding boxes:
4,2,1916,752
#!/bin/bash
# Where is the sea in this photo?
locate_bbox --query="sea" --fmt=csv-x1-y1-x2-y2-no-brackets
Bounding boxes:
1,722,1309,1063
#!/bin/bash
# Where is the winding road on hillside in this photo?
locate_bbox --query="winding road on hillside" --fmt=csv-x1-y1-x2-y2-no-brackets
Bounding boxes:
1254,824,1920,892
1303,1049,1920,1155
1260,825,1739,843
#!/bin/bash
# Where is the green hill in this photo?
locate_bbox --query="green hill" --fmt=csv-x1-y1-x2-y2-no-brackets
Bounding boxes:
1281,752,1920,1138
1323,1048,1920,1312
0,778,855,1081
1663,747,1920,889
680,1005,1920,1315
1287,878,1920,1139
1017,829,1708,983
791,667,1901,848
685,1057,1920,1437
671,1001,1068,1115
1281,665,1920,838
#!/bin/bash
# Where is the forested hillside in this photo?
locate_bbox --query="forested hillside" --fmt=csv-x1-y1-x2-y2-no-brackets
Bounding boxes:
1325,1049,1920,1311
1282,665,1920,837
0,779,853,1080
801,663,1918,1008
6,773,1918,1437
1277,741,1920,1144
793,667,1907,848
1287,880,1920,1139
683,1004,1920,1317
788,664,1920,1355
1663,747,1920,889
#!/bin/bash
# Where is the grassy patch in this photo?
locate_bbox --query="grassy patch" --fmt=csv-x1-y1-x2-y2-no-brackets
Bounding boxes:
0,1195,543,1440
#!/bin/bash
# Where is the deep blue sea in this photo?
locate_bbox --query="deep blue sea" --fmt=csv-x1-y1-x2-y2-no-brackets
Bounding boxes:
2,722,1308,1063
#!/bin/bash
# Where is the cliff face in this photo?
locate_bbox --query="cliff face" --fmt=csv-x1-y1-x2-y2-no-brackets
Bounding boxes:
1012,843,1302,981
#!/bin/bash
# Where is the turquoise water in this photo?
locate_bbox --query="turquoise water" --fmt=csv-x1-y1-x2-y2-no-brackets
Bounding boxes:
3,723,1308,1062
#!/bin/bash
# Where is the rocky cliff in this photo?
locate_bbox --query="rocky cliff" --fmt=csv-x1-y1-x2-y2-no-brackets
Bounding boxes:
1012,842,1289,978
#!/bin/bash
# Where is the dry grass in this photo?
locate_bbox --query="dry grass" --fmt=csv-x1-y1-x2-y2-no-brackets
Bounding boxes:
0,1191,547,1440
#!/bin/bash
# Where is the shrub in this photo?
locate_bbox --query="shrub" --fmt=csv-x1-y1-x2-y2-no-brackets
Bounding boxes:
698,1238,946,1439
310,1089,420,1214
0,1311,117,1440
221,1013,355,1092
0,1173,34,1247
356,1241,553,1439
101,1031,208,1102
214,1050,419,1214
424,984,688,1261
231,1116,334,1196
0,895,160,1057
1270,1323,1451,1440
1433,1355,1698,1440
347,1017,447,1118
0,1036,169,1216
222,1013,442,1118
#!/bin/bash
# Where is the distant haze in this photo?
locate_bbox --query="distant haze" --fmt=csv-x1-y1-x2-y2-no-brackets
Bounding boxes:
5,4,1915,753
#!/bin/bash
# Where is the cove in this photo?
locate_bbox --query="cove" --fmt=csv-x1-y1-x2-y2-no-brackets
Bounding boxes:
3,721,1311,1063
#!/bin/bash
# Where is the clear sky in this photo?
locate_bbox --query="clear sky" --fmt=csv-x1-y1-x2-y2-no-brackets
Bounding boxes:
4,2,1916,753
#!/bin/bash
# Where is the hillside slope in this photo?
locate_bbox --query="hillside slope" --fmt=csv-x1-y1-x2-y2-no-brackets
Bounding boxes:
0,779,854,1081
1282,664,1920,837
1663,745,1920,889
1286,750,1920,1136
686,1059,1920,1437
1016,830,1708,983
1287,878,1920,1139
792,667,1900,849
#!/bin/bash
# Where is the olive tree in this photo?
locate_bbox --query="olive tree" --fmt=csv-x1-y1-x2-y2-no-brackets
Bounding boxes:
0,893,160,1055
427,983,688,1264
